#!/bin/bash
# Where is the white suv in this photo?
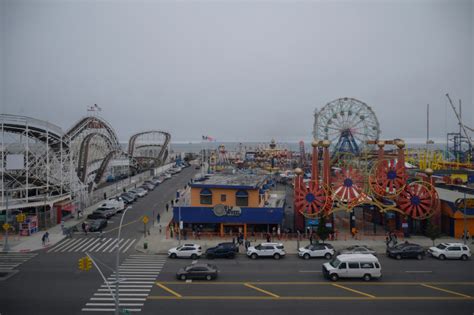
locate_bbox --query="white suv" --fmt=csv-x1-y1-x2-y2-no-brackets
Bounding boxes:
428,243,471,260
247,243,286,260
298,243,335,260
168,244,202,259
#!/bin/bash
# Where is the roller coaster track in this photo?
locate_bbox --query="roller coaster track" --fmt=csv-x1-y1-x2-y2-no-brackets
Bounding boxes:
128,130,171,169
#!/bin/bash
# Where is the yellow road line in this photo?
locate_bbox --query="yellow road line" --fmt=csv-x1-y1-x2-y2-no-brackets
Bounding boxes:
104,216,143,234
158,281,474,286
332,283,375,298
156,282,182,298
244,283,280,298
421,284,472,298
147,296,473,301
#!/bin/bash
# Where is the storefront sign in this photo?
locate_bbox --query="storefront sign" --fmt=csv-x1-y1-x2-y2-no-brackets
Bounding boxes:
213,204,242,217
455,198,474,209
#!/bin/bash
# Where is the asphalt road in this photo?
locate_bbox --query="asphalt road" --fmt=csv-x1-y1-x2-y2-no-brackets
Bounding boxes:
145,255,474,315
0,166,197,315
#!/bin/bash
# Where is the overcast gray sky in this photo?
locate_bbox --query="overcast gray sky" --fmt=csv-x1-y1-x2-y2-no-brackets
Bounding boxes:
0,0,472,143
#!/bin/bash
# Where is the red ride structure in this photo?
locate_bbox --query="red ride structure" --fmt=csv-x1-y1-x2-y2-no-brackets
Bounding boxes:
294,140,332,231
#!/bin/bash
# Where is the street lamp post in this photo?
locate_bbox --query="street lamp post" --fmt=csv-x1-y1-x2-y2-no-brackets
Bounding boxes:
3,191,10,252
115,206,131,315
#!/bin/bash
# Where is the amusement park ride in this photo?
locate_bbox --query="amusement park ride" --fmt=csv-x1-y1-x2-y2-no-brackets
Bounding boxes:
294,98,441,233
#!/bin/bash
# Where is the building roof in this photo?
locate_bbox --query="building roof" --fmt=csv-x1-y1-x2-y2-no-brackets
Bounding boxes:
436,187,474,203
190,174,267,190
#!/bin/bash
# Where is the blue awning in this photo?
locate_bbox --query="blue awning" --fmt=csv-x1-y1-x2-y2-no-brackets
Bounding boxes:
173,206,284,224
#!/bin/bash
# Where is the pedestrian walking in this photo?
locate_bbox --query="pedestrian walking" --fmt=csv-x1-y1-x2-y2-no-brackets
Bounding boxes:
309,232,313,245
103,192,107,200
42,233,47,246
156,213,160,223
61,219,65,235
266,233,271,243
82,222,87,235
44,231,49,243
171,200,174,206
159,225,162,234
166,203,169,212
245,239,250,250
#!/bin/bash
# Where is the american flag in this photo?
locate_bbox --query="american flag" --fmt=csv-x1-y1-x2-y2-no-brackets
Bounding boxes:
202,135,216,142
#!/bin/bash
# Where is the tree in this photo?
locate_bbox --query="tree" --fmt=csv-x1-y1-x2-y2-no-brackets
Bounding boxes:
425,220,441,246
316,215,331,242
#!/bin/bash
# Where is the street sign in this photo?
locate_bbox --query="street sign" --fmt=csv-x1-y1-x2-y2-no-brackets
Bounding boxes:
2,223,10,231
16,213,26,223
142,216,149,224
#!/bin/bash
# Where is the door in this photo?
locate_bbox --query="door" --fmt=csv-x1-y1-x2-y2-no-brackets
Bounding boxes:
337,262,348,278
447,246,461,258
312,244,325,257
348,262,362,278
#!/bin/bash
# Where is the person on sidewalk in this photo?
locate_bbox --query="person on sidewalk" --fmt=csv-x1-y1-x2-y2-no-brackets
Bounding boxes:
82,222,87,235
44,231,49,243
156,213,161,223
166,203,169,212
159,225,162,234
42,233,48,246
103,192,107,200
266,233,271,243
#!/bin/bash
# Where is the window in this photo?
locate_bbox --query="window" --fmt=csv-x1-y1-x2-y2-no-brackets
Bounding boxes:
235,190,249,207
220,194,226,202
348,262,360,269
200,188,212,205
462,246,468,251
361,263,374,269
448,247,461,251
330,258,341,268
374,263,380,269
339,263,347,269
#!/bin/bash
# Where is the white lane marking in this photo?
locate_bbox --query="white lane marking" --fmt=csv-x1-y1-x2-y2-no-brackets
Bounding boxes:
102,239,119,252
405,270,433,273
78,238,101,252
100,285,153,288
108,239,124,253
46,238,75,252
103,238,119,253
122,239,136,253
92,238,114,252
298,270,322,273
106,281,155,284
111,272,159,275
62,238,89,252
97,289,151,292
118,239,131,251
107,277,156,280
94,293,148,296
74,238,98,252
49,238,80,252
82,308,141,312
85,303,144,306
90,297,146,301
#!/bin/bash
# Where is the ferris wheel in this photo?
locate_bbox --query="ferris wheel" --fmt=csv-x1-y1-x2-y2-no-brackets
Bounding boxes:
313,98,380,155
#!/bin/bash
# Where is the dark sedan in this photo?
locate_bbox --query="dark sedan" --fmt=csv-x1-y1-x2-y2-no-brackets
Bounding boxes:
89,219,107,232
176,264,218,281
206,245,236,259
339,245,377,256
387,243,425,260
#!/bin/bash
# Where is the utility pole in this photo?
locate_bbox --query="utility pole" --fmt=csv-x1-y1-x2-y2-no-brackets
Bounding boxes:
463,191,467,245
115,206,131,315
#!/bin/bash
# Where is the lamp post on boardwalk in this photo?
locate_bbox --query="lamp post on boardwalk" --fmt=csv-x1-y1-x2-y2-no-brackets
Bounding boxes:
115,206,131,315
463,191,467,245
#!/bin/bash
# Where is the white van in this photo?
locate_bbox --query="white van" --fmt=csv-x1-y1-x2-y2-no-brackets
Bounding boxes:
322,254,381,281
100,197,125,213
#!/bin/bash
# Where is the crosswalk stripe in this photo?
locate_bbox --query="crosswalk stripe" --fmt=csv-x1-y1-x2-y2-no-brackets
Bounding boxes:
82,309,141,312
88,238,107,252
61,238,89,252
73,238,97,252
90,298,146,301
48,238,78,252
86,303,143,306
77,238,101,252
101,285,152,288
118,239,131,251
97,289,151,292
122,239,136,253
108,239,124,253
94,293,148,296
94,238,115,252
102,239,119,252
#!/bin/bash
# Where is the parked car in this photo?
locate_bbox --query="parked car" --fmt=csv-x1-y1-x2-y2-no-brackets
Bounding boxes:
176,263,218,281
216,242,239,253
148,179,160,186
100,197,125,213
87,211,108,220
164,173,172,180
195,165,201,170
339,245,377,256
124,191,138,201
130,188,147,197
88,219,107,232
168,244,202,259
247,243,286,260
94,206,116,218
206,245,236,259
120,194,134,204
141,183,155,191
298,243,335,260
387,243,425,260
428,243,471,260
322,254,382,282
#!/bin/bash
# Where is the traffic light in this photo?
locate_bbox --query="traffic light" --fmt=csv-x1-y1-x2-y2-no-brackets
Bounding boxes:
85,257,92,271
78,257,85,270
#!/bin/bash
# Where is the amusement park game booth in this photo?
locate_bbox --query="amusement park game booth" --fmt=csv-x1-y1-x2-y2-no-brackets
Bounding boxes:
437,187,474,238
173,174,284,237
